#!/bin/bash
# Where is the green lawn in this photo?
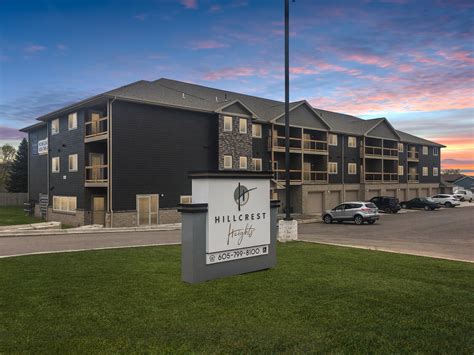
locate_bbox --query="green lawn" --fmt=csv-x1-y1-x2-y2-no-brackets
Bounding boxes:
0,206,41,226
1,242,473,353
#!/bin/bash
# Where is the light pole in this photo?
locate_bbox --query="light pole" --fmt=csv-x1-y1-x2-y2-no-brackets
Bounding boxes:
284,0,292,221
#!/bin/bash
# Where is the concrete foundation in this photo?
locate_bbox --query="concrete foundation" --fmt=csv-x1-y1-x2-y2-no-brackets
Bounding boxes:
47,208,85,227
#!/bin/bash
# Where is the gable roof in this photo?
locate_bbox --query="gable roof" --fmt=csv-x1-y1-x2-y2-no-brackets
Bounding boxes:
441,174,465,183
271,100,330,130
365,118,401,140
22,77,444,147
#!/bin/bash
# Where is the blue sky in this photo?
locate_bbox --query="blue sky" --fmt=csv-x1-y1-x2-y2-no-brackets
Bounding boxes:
0,0,473,171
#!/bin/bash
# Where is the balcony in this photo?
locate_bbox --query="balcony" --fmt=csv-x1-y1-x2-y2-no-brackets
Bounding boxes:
408,151,419,161
383,173,399,182
85,117,108,143
302,170,328,183
270,136,328,154
364,145,398,159
408,174,419,183
273,169,302,184
85,165,108,187
364,172,399,183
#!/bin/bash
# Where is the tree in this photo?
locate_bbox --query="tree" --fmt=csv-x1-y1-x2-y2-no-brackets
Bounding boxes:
1,144,16,163
0,144,17,190
5,138,28,192
442,169,461,175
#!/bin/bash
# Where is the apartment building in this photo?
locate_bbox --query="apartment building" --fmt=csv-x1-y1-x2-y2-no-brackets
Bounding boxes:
21,78,444,226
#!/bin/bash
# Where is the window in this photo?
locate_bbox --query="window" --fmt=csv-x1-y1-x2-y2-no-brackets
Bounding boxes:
422,166,428,176
328,134,338,146
348,136,356,148
398,165,404,176
239,156,248,169
252,123,262,138
328,162,338,174
433,167,439,176
53,196,77,213
433,147,439,156
51,119,59,135
422,146,428,155
137,194,159,225
68,112,77,130
223,155,232,169
239,118,247,134
68,154,78,172
223,116,232,132
52,157,60,173
180,195,192,204
398,143,404,152
348,163,357,175
253,158,262,171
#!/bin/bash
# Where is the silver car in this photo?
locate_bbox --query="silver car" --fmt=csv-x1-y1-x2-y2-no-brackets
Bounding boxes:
323,201,379,225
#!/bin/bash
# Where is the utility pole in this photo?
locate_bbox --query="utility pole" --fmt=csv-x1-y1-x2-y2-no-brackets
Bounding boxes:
284,0,292,221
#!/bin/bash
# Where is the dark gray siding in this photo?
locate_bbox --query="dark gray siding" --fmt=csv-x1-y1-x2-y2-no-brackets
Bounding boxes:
252,123,270,171
419,145,441,184
367,122,399,140
48,111,86,209
343,135,361,184
328,134,342,184
28,126,48,202
398,143,407,183
276,104,327,130
111,100,218,210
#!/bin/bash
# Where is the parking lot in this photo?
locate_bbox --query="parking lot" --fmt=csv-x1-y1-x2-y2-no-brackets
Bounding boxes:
299,205,474,262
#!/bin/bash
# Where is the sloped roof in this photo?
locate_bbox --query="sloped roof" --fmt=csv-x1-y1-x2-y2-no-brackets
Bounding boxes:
442,174,467,183
23,77,444,146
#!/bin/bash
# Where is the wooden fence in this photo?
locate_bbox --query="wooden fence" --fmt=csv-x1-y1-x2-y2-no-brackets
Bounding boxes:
0,192,28,207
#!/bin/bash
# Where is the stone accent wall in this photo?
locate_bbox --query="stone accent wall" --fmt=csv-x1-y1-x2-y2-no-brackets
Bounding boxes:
107,211,137,228
218,114,253,170
47,208,85,227
159,208,182,224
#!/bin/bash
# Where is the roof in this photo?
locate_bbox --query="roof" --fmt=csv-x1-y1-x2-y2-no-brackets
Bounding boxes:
442,174,466,183
21,78,444,147
20,121,47,132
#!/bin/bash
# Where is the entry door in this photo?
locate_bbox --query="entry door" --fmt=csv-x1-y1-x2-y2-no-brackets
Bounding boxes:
91,112,101,135
90,153,104,181
92,196,105,225
303,162,311,180
137,195,159,225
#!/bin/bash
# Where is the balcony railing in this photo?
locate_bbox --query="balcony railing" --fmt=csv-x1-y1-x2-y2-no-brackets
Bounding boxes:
408,174,419,182
85,165,108,185
270,136,328,153
365,145,398,158
273,169,302,182
302,170,328,182
383,173,399,181
85,117,108,140
364,172,398,182
364,172,383,182
408,151,419,160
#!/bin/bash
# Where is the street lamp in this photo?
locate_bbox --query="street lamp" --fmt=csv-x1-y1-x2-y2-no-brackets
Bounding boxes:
284,0,292,221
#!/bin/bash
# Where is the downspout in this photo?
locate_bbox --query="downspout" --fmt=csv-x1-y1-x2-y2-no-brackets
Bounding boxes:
108,96,117,227
341,135,345,201
47,121,50,219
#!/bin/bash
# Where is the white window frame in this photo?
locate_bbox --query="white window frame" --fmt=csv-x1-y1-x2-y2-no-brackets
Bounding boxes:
180,195,192,204
328,134,338,146
136,194,159,226
348,163,357,175
53,196,77,213
68,112,77,130
51,119,60,135
433,147,439,156
398,143,404,152
239,156,248,169
398,165,404,176
328,162,338,174
422,146,428,155
253,158,262,171
348,136,356,148
422,166,428,176
223,155,232,169
223,116,232,132
68,154,78,172
52,157,60,173
239,118,247,134
252,123,262,138
433,167,439,176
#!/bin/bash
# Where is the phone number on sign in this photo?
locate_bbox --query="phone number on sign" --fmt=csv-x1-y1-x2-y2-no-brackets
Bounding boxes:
206,245,269,264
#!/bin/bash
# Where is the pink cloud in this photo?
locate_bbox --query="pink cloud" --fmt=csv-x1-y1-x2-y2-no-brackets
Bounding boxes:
0,126,26,140
344,53,392,68
189,40,229,50
209,5,221,12
24,44,47,53
437,50,474,64
181,0,198,9
203,67,268,81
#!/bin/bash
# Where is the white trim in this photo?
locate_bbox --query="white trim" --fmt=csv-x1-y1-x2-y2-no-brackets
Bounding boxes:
223,115,232,132
68,112,78,130
348,163,357,175
328,162,338,174
136,194,159,226
239,118,247,134
51,118,60,135
180,195,192,204
422,166,428,176
422,146,428,155
51,156,60,173
252,158,262,171
398,143,404,152
223,155,232,169
328,134,338,146
348,136,356,148
433,147,439,156
398,165,404,176
52,195,77,213
68,154,78,172
433,167,439,176
239,156,248,169
252,123,262,138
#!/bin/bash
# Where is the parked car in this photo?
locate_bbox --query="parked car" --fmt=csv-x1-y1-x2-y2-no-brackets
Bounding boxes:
400,197,441,211
369,196,401,213
453,189,473,202
323,202,379,225
430,194,461,208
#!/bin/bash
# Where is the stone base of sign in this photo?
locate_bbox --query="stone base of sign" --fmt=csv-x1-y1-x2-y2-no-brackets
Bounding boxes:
180,200,279,284
278,219,298,242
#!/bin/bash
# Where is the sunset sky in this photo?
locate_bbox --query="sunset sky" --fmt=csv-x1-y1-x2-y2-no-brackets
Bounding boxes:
0,0,473,173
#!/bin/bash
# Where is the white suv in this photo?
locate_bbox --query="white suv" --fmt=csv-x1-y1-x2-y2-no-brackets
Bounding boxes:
430,194,461,208
453,189,473,202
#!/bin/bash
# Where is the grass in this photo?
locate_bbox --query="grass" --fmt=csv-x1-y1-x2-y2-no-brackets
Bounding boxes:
0,206,41,226
1,242,473,353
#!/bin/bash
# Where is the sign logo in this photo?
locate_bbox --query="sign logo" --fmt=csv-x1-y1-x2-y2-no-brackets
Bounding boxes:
234,183,257,211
